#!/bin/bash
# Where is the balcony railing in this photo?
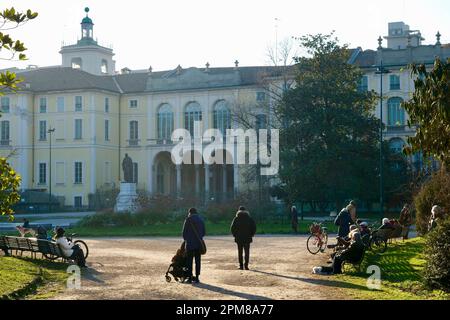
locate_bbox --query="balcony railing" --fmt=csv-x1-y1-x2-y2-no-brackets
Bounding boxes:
128,139,140,146
0,139,11,146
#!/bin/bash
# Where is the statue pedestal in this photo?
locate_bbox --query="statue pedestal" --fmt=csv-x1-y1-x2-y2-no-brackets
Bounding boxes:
114,183,140,213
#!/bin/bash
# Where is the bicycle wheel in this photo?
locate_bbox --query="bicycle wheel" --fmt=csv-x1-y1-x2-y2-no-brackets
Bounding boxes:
370,236,387,254
74,240,89,260
307,235,322,255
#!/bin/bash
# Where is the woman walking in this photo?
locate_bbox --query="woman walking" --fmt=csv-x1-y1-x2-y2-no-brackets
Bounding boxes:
231,206,257,270
182,208,206,284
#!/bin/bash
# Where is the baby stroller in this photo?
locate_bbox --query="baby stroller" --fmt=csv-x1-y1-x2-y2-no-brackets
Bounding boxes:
165,241,190,283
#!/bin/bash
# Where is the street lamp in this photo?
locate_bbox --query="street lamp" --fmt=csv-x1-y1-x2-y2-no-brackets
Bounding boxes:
48,127,55,213
375,61,390,217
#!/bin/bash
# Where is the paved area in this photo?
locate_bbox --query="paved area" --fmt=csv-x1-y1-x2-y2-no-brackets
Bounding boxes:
54,236,349,300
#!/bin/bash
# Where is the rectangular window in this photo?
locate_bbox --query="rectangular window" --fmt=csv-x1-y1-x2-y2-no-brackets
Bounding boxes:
74,162,83,184
74,196,82,208
256,114,267,130
129,99,138,108
40,97,47,113
105,97,110,113
55,162,65,185
129,121,138,145
39,120,47,141
256,92,266,102
75,119,82,140
390,75,400,90
39,163,47,185
1,97,10,113
105,119,109,141
132,162,138,184
55,119,65,140
57,97,65,112
358,76,368,92
75,96,83,112
1,121,10,145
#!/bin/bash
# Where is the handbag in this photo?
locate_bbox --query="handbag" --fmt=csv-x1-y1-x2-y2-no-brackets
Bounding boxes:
190,219,207,255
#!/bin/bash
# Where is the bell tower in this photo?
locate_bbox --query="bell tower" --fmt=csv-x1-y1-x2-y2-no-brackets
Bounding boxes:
60,7,116,75
81,7,94,42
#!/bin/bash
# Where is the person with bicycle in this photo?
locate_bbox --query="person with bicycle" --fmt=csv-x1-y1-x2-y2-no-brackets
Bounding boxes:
334,201,357,239
55,227,87,268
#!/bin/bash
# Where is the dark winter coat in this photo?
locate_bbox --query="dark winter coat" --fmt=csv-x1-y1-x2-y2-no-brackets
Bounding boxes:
230,210,257,245
334,208,353,238
336,233,365,263
182,214,205,251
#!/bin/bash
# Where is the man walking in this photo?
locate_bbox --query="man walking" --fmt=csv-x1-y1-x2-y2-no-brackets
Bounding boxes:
231,206,257,270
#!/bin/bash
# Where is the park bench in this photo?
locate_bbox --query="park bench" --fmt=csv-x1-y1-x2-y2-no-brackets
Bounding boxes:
0,235,73,263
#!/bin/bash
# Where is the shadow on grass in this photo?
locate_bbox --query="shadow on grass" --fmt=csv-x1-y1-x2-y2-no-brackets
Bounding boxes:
194,282,272,300
359,240,425,283
251,270,373,291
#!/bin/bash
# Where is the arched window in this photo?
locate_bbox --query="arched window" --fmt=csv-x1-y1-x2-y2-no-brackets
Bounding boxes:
157,104,174,140
185,102,202,137
213,100,231,136
389,138,405,154
388,97,405,126
71,58,82,69
101,59,108,74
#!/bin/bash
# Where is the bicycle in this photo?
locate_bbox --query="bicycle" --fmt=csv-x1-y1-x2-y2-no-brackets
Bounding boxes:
307,222,328,255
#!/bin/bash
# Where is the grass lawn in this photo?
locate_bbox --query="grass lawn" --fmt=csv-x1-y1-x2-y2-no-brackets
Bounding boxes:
66,220,338,237
0,256,69,300
334,238,449,300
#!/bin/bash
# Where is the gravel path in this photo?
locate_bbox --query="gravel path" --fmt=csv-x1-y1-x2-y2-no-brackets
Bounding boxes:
54,235,349,300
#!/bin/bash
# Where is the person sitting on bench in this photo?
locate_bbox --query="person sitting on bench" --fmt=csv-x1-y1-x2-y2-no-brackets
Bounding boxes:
314,229,365,275
55,227,87,268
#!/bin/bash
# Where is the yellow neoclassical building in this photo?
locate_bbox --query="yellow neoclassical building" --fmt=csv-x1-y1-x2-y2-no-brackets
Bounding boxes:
0,9,282,208
1,10,449,209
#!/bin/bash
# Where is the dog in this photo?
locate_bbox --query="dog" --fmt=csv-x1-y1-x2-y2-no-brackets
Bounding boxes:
16,226,37,237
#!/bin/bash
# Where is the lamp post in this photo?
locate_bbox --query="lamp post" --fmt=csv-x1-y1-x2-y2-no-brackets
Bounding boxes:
375,61,390,217
48,127,55,213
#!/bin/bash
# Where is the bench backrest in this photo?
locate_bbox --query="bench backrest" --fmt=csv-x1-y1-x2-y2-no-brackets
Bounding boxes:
17,237,32,251
0,236,7,249
5,237,20,250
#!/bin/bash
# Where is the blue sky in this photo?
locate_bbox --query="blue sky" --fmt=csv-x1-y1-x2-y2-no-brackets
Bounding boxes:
2,0,449,71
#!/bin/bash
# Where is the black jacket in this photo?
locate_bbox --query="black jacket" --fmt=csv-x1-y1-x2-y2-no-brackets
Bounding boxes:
230,211,257,244
334,208,353,238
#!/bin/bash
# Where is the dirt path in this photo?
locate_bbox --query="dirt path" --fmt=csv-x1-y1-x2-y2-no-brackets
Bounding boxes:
54,236,349,300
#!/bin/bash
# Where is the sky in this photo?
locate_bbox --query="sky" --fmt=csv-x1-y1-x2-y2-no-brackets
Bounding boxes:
1,0,450,72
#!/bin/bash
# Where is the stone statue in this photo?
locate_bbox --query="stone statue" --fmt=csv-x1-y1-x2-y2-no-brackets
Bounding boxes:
122,153,133,183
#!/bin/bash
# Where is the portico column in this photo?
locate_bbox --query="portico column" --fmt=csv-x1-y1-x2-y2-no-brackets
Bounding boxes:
195,165,200,195
222,165,227,199
204,164,210,202
233,164,239,197
176,165,181,197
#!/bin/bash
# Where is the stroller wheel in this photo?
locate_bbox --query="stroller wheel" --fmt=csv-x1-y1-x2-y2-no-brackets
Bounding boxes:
165,275,171,283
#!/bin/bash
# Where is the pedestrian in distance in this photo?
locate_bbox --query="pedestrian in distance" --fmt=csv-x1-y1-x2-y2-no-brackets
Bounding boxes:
231,206,257,270
291,206,299,234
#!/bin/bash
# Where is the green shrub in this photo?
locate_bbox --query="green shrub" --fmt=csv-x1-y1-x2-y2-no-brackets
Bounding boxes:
414,171,450,234
423,217,450,292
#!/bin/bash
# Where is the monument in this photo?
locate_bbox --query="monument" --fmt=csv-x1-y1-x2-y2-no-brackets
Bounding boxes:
114,154,140,213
